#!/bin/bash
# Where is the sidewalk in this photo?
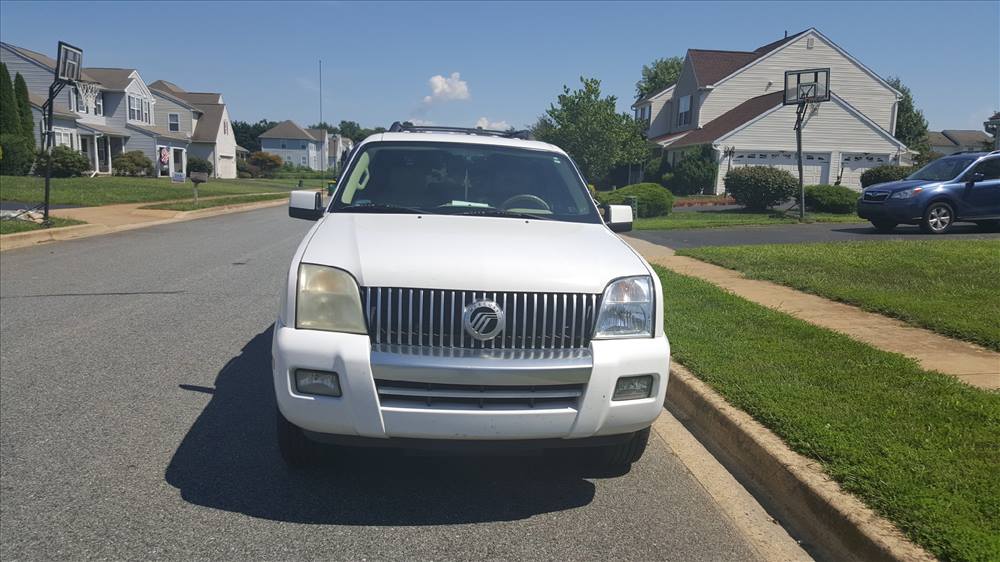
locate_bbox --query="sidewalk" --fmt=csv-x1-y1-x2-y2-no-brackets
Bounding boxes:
624,235,1000,390
1,194,293,252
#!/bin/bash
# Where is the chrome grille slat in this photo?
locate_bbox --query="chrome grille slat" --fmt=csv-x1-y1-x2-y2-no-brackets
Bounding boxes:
361,287,599,350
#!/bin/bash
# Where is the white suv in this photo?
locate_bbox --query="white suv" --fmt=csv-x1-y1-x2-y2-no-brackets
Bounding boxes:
275,123,670,469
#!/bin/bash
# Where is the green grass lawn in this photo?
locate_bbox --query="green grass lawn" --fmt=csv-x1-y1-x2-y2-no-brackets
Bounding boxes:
657,266,1000,562
0,176,322,207
636,209,864,230
677,240,1000,351
0,217,85,235
140,192,289,212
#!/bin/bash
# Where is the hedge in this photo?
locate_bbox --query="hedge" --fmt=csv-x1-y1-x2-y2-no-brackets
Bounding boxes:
860,165,915,188
187,156,213,176
112,150,154,177
804,184,857,214
724,166,797,211
597,182,674,217
669,154,717,195
33,145,89,177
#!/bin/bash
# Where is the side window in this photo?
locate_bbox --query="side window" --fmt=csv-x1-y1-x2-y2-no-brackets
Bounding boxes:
971,158,1000,181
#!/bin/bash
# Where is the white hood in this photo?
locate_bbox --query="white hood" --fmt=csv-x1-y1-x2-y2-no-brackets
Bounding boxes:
300,213,649,294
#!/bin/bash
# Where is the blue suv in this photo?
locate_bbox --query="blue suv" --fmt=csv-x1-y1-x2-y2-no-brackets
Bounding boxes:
858,151,1000,234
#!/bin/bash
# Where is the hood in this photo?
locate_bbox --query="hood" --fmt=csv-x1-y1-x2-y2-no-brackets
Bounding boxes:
864,179,929,192
300,213,648,294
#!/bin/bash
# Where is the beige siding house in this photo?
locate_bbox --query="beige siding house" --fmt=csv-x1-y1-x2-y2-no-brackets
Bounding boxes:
148,81,238,179
633,28,913,193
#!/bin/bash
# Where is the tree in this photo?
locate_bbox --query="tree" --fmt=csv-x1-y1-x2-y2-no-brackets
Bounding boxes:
13,73,34,148
886,76,930,161
308,121,339,134
337,120,385,143
0,63,21,135
533,77,648,183
249,151,282,177
231,119,277,152
635,57,683,100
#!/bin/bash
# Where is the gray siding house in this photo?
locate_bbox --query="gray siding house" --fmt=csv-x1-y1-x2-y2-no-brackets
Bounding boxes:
1,41,238,179
259,120,329,171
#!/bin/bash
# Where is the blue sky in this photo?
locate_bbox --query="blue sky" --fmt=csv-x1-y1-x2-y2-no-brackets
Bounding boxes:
2,1,997,132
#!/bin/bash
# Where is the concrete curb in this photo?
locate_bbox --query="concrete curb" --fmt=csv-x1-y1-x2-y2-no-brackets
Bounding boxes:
665,361,935,562
0,197,289,252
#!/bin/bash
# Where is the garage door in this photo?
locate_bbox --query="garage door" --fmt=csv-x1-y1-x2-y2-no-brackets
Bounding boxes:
731,151,831,185
836,153,892,191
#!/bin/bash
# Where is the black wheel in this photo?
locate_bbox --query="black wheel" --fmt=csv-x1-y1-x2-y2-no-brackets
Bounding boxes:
870,220,896,233
920,202,955,234
974,220,1000,232
276,407,316,467
601,427,650,469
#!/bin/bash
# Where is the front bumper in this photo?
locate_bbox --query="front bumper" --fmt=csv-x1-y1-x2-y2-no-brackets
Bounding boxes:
857,198,922,223
272,323,670,442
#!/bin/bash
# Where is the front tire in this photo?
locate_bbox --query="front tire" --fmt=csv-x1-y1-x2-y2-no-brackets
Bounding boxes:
276,408,316,467
920,202,955,234
601,427,650,469
870,220,896,233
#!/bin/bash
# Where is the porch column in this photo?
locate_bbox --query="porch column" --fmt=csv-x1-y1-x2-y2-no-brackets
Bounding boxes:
91,135,99,172
106,137,112,173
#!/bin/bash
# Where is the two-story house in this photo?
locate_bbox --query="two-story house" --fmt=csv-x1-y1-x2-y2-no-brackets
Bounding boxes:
148,81,238,178
633,28,913,192
928,130,994,156
327,133,354,172
259,120,329,171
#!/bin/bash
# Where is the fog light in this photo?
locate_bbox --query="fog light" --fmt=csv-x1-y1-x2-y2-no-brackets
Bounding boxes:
294,369,341,397
613,375,653,401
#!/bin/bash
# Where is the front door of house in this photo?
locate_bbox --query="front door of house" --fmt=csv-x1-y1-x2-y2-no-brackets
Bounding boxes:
97,137,108,172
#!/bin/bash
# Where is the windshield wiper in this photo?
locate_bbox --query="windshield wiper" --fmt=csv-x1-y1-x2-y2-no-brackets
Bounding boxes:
452,208,552,220
337,203,425,214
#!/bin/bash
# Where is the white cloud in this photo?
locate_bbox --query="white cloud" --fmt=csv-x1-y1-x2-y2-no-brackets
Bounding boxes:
475,117,510,130
423,72,470,104
407,119,435,126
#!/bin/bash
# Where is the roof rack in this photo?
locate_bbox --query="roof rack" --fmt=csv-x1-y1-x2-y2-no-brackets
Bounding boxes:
388,121,532,140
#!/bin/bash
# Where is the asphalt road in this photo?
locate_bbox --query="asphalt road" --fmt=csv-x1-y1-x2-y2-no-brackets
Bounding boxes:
632,221,1000,249
1,207,762,561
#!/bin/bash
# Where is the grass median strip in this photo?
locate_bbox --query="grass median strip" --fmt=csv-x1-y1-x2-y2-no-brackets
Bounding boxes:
139,192,289,212
657,265,999,562
0,176,321,207
677,240,1000,352
0,217,85,235
635,209,863,230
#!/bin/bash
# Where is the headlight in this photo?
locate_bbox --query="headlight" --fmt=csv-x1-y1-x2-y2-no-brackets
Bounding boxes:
593,276,653,339
295,263,367,333
890,187,923,199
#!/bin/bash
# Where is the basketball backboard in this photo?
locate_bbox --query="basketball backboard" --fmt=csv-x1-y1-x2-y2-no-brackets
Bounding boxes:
783,68,830,105
55,41,83,82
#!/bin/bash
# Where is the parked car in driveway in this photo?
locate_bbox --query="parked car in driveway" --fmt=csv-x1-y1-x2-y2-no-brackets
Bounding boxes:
857,151,1000,233
274,123,669,469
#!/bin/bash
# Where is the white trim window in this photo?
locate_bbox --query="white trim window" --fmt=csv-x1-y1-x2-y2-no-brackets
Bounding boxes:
677,95,692,127
53,128,76,149
128,95,152,124
168,113,180,132
143,100,151,124
94,93,103,116
128,95,139,121
223,120,229,135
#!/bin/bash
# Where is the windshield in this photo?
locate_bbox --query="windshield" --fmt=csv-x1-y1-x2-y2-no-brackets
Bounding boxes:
330,141,601,223
907,156,978,182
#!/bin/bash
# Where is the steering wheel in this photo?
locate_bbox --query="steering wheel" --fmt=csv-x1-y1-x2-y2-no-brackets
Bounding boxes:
501,194,551,211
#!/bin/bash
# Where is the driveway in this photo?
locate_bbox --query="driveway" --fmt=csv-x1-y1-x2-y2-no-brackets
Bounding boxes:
1,207,774,560
632,221,1000,249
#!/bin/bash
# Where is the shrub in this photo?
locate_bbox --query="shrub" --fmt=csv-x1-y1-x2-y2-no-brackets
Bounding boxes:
187,156,213,176
599,182,674,217
33,145,90,177
249,151,282,178
804,184,858,214
724,166,798,211
660,172,673,187
0,133,34,175
668,146,717,195
860,165,915,188
113,150,154,177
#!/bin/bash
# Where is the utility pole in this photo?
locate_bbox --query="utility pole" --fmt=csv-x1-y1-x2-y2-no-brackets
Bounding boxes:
319,60,323,125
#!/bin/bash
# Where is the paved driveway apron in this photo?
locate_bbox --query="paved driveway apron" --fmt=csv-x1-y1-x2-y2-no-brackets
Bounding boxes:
0,207,761,561
632,221,1000,249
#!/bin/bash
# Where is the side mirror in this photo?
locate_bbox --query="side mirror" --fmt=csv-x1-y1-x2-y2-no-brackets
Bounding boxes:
966,172,985,186
289,190,323,220
603,204,633,233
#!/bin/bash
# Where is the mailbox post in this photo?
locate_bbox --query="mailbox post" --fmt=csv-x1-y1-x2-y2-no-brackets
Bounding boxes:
190,172,209,205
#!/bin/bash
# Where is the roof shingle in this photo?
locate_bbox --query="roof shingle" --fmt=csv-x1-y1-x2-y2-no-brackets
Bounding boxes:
652,91,783,148
259,120,320,142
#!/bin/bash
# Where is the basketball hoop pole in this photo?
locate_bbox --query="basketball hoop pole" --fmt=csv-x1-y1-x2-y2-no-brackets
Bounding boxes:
42,80,68,223
794,100,807,222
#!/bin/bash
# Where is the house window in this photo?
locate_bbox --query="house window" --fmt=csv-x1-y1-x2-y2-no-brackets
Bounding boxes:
168,113,180,132
79,136,89,157
128,95,138,120
301,155,307,166
300,142,307,149
53,129,75,149
677,95,691,127
94,94,103,116
143,100,151,124
280,142,287,149
223,120,228,135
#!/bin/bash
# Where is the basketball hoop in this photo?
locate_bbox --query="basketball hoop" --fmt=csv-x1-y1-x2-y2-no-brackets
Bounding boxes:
783,68,831,221
74,80,100,109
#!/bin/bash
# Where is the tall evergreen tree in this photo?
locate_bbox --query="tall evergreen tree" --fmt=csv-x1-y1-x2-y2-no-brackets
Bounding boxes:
0,63,22,135
13,73,35,148
886,76,930,160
